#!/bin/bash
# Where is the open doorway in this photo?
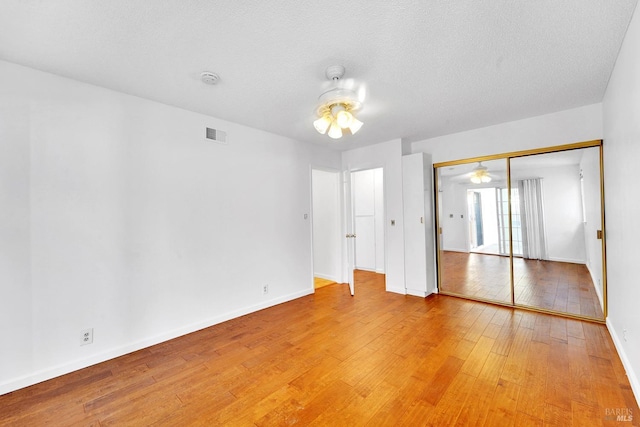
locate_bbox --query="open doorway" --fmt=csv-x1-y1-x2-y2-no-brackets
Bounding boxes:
311,169,341,290
467,188,499,255
342,167,386,295
312,166,386,295
467,186,524,257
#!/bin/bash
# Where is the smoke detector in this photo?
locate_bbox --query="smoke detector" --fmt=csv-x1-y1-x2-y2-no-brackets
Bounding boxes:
201,71,220,85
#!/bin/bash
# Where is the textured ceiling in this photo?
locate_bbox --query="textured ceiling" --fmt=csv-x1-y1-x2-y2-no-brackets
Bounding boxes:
0,1,637,150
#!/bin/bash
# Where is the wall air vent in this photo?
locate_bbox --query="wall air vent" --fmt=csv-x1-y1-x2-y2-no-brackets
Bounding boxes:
206,127,227,144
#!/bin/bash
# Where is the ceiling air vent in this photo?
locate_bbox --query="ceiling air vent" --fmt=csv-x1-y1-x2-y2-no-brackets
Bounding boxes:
206,127,227,144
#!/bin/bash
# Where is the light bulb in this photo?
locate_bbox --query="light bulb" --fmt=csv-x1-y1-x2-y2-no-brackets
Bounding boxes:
313,115,331,134
481,175,491,183
348,117,363,134
336,110,353,128
471,175,481,184
327,120,343,139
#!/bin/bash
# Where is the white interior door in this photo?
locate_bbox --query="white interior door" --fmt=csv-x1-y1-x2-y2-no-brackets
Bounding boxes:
343,167,385,296
343,170,355,295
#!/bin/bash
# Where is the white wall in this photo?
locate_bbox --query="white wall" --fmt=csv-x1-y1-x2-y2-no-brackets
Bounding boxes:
413,104,603,163
342,140,405,294
311,169,341,282
511,164,586,264
439,176,470,252
0,60,341,394
445,186,500,253
602,0,640,403
0,98,32,383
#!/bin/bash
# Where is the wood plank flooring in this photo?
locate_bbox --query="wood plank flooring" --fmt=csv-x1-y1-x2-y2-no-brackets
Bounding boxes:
440,251,604,319
313,277,336,289
1,270,636,426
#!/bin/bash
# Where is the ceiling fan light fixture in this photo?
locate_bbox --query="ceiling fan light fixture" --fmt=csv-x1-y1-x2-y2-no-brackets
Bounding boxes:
313,65,364,140
327,120,343,139
470,162,492,184
313,114,332,134
348,117,363,135
333,106,354,128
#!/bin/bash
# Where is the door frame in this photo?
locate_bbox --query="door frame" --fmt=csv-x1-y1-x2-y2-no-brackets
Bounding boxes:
310,167,343,292
342,165,387,295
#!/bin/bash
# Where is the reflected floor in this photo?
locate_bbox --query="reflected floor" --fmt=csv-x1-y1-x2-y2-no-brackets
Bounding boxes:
440,251,604,319
471,242,500,255
440,251,512,304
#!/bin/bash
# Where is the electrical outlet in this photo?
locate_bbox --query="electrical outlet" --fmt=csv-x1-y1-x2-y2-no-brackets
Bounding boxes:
623,328,628,342
81,328,93,346
262,284,269,295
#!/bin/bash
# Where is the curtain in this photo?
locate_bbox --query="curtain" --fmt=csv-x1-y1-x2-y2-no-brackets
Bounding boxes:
518,178,548,260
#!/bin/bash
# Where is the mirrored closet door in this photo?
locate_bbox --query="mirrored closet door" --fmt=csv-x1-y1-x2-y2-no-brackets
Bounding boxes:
434,141,606,322
437,158,512,305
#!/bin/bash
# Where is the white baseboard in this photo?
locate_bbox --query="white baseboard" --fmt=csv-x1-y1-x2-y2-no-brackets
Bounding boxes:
386,286,406,295
406,288,435,298
442,247,468,253
547,256,586,264
0,288,313,396
354,266,377,272
607,318,640,408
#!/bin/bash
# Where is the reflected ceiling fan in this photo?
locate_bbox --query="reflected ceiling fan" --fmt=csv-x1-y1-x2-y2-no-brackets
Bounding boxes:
470,162,492,183
444,162,502,184
312,65,366,140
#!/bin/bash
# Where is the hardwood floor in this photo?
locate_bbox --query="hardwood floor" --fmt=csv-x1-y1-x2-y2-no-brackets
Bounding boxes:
314,277,337,289
440,251,604,319
1,270,636,426
440,251,512,304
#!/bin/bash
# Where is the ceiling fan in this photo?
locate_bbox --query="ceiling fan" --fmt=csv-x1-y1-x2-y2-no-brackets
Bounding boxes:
470,162,492,183
442,162,502,184
313,65,365,140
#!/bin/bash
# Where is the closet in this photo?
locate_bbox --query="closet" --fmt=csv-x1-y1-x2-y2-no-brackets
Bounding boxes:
434,140,606,322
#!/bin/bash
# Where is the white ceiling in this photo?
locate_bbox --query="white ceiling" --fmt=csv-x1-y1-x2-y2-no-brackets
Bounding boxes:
0,1,637,151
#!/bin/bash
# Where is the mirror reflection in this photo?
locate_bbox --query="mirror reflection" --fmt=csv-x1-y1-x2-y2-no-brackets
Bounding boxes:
437,159,512,304
510,147,604,319
435,143,605,321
